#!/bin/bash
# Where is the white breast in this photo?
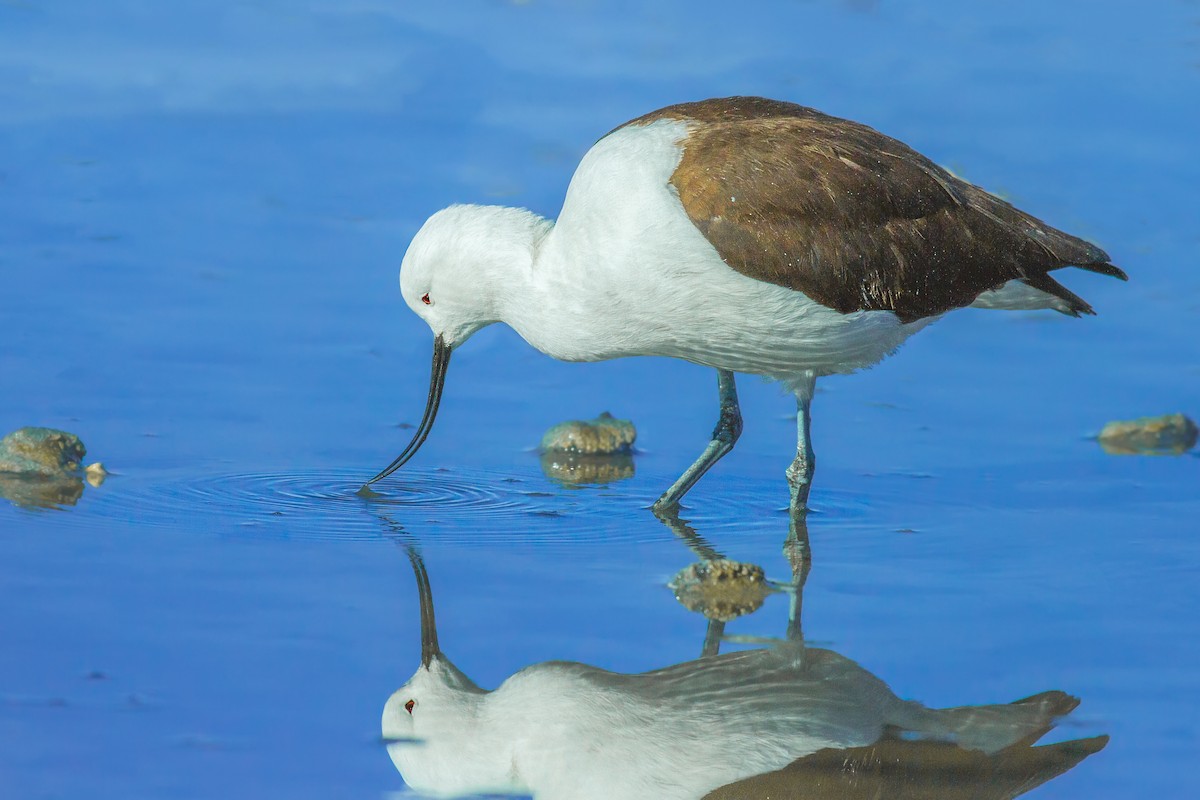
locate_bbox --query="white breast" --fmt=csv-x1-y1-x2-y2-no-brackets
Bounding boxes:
516,120,935,379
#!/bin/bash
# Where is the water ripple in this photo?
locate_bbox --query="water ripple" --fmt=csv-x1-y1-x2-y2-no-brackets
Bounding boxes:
77,467,634,543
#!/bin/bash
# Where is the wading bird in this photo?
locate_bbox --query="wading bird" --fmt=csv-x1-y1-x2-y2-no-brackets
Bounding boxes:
365,97,1125,511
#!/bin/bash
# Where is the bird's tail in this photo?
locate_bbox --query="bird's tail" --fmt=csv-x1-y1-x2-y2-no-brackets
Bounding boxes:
901,689,1080,755
1021,234,1127,317
973,261,1127,317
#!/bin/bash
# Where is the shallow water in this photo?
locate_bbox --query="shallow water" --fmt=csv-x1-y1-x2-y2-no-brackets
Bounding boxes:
2,1,1199,798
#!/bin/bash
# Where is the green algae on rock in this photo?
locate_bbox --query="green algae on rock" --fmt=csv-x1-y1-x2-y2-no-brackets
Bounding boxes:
1098,413,1198,455
540,412,636,455
669,559,773,622
0,427,88,476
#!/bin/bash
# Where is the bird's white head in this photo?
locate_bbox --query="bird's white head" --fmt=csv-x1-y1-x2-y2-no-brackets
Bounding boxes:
362,204,552,488
399,203,551,349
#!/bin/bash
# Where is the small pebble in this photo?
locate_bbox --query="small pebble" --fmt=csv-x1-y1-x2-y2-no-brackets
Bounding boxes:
85,462,108,487
669,559,772,622
1098,413,1198,455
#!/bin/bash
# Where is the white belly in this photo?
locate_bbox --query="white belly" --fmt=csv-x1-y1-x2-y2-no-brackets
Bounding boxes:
514,119,935,379
606,259,935,377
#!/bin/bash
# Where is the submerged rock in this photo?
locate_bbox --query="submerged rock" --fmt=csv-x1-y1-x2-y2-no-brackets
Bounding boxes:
0,427,87,476
538,412,637,485
0,427,105,508
1098,413,1198,455
670,559,772,622
540,412,636,455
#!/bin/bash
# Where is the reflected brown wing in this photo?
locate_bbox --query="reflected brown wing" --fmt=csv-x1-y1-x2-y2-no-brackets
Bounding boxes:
624,98,1123,322
702,733,1109,800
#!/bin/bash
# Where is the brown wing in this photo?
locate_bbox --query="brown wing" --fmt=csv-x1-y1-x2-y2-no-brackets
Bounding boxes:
620,97,1125,323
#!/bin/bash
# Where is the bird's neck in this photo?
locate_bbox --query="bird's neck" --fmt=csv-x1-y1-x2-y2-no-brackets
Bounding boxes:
469,206,555,322
495,219,633,362
443,693,531,793
477,205,651,362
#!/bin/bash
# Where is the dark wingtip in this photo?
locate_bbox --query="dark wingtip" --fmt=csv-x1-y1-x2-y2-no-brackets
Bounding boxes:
1023,271,1096,317
1084,260,1128,281
1075,733,1111,755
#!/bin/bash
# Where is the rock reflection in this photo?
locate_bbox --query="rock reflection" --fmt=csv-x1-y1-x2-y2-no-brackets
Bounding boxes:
0,473,85,509
382,515,1105,799
538,450,636,485
670,558,772,622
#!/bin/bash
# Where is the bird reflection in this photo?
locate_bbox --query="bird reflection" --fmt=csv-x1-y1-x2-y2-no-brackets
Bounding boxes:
381,513,1105,799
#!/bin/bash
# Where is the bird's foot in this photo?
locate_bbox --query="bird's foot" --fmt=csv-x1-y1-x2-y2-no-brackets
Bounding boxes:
786,479,812,513
650,495,683,520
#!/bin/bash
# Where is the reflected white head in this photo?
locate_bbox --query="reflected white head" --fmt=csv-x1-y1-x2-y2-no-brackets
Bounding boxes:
380,547,518,796
382,658,511,796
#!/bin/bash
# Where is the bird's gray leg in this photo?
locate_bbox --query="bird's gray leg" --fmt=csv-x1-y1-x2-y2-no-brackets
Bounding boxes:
701,619,725,658
782,507,812,644
651,369,742,514
785,373,817,514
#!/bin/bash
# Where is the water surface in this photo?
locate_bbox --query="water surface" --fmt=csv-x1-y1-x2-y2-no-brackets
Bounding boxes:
2,1,1198,798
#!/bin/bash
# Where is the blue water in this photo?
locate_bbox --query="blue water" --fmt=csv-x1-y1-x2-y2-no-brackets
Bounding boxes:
2,1,1198,798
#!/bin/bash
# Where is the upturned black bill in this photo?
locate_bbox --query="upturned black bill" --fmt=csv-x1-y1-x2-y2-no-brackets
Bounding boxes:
363,334,451,487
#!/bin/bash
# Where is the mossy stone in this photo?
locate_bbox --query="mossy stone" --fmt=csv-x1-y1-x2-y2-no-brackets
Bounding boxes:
0,427,87,476
1098,413,1198,455
540,412,636,455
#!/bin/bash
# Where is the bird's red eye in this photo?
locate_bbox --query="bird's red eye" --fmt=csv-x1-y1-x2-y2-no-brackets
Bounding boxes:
421,293,431,305
404,699,415,714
